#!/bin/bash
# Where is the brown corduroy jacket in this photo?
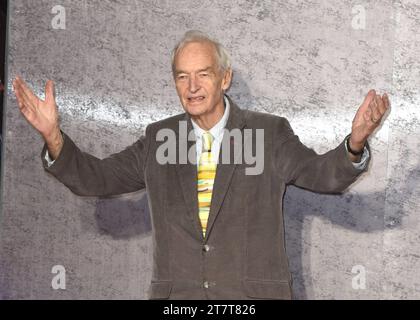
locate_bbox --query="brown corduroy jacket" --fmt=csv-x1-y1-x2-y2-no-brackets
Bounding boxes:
41,96,368,299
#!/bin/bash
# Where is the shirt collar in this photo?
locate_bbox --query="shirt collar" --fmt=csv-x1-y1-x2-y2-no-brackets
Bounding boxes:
191,95,230,141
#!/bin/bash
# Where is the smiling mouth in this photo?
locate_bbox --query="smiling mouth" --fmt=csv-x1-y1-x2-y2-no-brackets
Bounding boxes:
188,96,205,103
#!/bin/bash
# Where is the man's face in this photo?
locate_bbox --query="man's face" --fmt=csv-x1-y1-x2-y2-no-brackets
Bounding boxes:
174,41,232,118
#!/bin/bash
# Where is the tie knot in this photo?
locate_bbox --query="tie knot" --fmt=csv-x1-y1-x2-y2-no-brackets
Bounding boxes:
202,132,213,152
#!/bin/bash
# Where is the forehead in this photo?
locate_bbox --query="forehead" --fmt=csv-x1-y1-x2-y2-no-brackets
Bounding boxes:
175,41,218,72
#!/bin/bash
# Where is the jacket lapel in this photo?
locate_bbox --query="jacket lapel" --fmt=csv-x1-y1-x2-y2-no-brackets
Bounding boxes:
175,115,203,239
205,97,246,241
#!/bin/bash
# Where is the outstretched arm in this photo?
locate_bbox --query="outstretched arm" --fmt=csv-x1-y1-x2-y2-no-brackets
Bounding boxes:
275,89,390,193
13,76,149,196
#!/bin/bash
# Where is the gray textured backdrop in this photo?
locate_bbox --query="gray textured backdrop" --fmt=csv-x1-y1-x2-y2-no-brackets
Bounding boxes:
0,0,419,299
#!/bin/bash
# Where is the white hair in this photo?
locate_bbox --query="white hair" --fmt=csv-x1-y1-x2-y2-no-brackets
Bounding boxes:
171,30,232,77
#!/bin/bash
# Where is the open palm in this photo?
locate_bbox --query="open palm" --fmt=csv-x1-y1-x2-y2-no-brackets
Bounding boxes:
13,76,59,139
350,89,390,148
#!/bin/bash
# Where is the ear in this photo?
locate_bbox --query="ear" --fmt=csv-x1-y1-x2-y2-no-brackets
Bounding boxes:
221,68,233,91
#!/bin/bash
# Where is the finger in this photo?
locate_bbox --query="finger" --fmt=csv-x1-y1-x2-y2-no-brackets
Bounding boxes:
15,90,35,117
370,99,382,123
359,89,377,113
13,77,30,104
363,105,372,122
382,93,390,110
13,79,20,99
14,76,41,108
14,83,36,112
375,94,386,115
16,79,40,111
14,90,24,109
14,87,35,119
13,83,28,109
13,78,26,106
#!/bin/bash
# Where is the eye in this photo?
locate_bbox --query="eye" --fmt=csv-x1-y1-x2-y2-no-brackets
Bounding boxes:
177,74,187,81
199,73,209,77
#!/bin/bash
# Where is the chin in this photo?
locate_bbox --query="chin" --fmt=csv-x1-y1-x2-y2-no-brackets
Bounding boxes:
184,103,209,116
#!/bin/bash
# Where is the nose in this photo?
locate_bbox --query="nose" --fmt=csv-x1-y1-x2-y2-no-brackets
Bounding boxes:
188,74,200,93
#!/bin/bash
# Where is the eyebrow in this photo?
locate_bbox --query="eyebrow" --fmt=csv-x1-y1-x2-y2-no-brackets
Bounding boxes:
175,66,213,75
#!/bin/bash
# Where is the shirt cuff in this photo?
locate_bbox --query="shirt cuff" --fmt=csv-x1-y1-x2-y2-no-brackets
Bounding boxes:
44,150,56,167
345,137,370,170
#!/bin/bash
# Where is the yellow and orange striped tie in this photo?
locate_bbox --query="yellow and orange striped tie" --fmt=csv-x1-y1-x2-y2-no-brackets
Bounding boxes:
197,132,216,237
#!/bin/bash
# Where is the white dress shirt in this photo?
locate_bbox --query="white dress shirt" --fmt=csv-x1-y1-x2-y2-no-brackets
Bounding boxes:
190,96,231,166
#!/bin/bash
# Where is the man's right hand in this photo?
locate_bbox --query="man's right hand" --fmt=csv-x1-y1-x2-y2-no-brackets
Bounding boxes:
13,76,63,160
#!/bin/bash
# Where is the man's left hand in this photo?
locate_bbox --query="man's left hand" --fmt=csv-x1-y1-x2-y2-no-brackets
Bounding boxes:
349,89,390,153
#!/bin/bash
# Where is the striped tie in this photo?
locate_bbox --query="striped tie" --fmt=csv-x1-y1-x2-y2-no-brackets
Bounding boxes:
197,132,216,237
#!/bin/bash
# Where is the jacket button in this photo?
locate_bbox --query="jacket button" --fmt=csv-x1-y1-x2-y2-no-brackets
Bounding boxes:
203,244,210,252
203,281,210,289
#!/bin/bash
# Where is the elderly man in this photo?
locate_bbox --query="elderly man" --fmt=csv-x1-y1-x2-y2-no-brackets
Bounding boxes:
13,30,389,299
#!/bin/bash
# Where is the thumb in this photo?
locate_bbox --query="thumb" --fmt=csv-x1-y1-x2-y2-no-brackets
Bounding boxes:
45,79,55,104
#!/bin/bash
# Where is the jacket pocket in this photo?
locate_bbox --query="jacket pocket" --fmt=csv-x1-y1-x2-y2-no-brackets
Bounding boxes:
148,280,173,299
243,279,292,300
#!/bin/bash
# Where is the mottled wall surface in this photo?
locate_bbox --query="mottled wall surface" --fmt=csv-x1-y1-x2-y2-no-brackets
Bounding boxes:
0,0,419,299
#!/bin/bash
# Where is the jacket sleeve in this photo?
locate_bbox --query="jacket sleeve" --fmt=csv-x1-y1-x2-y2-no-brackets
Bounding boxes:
274,117,369,194
41,127,150,197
